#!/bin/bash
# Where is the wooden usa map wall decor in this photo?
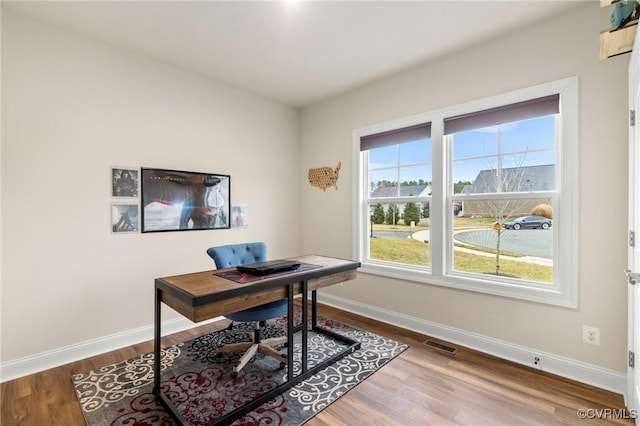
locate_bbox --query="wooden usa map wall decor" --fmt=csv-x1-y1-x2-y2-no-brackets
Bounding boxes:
308,161,341,191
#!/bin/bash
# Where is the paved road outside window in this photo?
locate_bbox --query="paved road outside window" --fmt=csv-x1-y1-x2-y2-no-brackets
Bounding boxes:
453,229,552,259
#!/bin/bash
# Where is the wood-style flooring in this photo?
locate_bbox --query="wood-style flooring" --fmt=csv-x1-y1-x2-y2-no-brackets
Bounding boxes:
1,303,634,425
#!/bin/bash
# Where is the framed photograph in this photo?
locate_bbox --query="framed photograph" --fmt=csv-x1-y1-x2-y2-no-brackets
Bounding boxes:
141,168,230,233
112,167,139,197
111,203,139,233
231,204,249,228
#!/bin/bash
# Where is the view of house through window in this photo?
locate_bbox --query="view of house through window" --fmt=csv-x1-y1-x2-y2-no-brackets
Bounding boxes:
449,114,555,283
356,79,577,306
364,125,432,268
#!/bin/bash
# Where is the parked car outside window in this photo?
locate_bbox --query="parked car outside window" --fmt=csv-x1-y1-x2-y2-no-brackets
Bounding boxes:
502,215,551,230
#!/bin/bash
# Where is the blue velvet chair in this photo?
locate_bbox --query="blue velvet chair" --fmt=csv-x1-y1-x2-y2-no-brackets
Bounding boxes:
206,242,288,377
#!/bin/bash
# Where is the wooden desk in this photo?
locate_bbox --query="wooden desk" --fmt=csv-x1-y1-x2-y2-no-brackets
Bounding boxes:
153,255,361,425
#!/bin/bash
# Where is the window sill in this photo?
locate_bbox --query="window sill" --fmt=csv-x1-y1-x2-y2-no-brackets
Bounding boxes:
359,261,576,308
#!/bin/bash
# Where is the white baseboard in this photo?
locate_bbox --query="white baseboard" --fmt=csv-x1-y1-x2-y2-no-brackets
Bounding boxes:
0,316,222,383
317,293,627,396
1,296,627,397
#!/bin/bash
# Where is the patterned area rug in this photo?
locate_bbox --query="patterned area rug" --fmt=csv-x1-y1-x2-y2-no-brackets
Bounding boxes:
72,314,408,425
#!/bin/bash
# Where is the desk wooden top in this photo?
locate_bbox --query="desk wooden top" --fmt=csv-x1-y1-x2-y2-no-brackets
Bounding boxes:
155,255,360,322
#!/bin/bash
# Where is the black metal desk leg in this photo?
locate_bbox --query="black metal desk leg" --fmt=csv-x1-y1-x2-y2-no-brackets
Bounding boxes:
154,287,162,394
287,282,294,382
312,289,317,326
301,280,308,373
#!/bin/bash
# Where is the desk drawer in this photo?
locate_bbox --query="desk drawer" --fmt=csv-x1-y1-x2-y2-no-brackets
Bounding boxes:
308,269,357,291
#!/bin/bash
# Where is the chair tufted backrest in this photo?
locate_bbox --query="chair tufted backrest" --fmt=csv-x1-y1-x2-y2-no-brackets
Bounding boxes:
206,242,267,269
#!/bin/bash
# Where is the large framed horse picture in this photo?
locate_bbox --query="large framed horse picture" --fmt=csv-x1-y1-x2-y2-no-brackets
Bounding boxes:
141,168,230,233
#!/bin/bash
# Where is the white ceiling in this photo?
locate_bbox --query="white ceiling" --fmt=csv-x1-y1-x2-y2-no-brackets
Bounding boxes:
4,1,586,107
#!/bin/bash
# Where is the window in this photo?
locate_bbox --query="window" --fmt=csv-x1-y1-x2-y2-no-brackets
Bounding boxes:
353,77,578,307
362,123,432,269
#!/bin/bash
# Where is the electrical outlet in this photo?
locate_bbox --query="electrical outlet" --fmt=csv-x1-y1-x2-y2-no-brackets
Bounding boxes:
583,326,600,345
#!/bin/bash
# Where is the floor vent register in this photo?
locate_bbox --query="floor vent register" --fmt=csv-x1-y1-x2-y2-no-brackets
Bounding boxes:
424,339,458,355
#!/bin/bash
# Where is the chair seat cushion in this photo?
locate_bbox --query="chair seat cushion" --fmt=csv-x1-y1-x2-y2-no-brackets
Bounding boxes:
225,299,288,322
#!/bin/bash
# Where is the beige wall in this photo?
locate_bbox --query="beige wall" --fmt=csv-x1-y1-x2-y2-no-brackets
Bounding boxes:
1,2,631,376
1,10,301,363
300,4,630,371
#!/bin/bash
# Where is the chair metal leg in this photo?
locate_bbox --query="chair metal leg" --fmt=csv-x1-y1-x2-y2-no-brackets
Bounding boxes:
218,321,288,377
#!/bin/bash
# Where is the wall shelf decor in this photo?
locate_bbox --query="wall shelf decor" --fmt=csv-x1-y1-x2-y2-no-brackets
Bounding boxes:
600,0,639,60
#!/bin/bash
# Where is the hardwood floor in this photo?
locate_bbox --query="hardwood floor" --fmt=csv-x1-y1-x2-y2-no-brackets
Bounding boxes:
1,303,634,425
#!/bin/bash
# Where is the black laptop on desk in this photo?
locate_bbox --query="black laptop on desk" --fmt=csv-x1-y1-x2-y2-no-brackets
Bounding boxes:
236,260,301,276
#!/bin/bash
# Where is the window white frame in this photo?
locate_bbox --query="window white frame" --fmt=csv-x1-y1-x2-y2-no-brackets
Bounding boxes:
352,77,578,307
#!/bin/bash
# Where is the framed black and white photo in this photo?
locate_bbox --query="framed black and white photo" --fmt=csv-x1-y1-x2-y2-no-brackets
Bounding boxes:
111,203,139,233
141,168,230,233
112,167,139,197
231,204,249,228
